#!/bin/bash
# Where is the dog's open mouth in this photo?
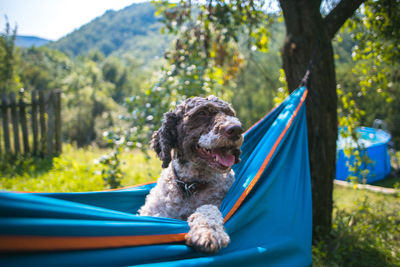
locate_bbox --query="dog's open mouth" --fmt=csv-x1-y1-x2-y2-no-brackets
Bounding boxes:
196,145,237,170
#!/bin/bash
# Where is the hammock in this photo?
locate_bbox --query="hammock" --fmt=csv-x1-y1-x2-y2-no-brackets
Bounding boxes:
0,86,312,267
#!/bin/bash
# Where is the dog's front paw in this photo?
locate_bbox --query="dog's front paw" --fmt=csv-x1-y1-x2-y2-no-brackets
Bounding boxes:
185,225,230,253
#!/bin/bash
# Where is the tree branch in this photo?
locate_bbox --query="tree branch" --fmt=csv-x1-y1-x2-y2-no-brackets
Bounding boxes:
324,0,365,39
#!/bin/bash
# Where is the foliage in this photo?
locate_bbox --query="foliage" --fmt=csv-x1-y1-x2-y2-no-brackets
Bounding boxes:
231,48,280,129
341,0,400,147
61,54,117,146
102,55,153,104
231,21,285,129
153,0,274,98
313,186,400,266
96,145,124,189
0,17,22,93
17,46,72,91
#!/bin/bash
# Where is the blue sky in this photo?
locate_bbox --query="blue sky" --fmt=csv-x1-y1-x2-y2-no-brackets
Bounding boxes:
0,0,149,40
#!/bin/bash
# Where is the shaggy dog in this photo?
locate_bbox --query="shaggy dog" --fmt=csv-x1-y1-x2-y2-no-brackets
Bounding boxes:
138,95,244,253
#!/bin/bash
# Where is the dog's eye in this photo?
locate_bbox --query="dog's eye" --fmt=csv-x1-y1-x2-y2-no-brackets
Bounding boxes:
197,111,207,116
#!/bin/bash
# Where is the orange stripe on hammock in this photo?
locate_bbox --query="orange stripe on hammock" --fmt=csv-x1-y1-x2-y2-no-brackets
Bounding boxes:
0,233,187,252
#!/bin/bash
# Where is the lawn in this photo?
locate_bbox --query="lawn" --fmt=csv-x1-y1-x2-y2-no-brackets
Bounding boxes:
0,144,161,192
0,145,399,266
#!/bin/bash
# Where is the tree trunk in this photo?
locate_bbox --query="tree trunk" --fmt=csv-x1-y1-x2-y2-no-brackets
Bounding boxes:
279,0,338,241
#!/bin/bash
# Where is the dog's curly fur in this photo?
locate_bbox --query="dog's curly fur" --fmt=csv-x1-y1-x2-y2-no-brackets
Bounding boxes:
138,95,243,253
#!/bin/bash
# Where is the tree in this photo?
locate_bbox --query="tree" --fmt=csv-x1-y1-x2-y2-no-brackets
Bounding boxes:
62,56,118,147
17,46,72,92
0,17,21,93
278,0,364,239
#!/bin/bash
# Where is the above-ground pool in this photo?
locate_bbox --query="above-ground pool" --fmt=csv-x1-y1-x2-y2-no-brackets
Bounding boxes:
336,127,391,183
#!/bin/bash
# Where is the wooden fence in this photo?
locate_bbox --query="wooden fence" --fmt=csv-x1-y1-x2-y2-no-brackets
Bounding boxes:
0,90,62,157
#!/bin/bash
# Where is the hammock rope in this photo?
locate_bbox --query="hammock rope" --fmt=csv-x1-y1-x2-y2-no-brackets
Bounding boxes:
299,36,323,88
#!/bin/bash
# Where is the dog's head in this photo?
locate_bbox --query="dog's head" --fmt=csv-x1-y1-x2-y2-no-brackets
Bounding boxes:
151,95,244,173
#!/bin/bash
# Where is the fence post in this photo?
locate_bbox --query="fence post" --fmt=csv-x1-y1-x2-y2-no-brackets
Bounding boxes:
55,90,62,154
10,93,20,154
39,90,46,155
31,91,39,156
0,89,62,157
1,93,11,154
19,90,30,154
47,91,54,155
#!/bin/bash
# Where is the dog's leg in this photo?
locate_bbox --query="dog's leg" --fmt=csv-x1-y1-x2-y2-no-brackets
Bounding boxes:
185,204,230,253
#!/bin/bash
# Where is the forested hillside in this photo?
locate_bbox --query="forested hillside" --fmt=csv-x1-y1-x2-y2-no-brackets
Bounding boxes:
49,2,172,63
16,36,50,47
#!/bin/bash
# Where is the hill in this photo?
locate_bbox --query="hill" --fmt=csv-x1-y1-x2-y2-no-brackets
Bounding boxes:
16,35,50,47
49,2,172,62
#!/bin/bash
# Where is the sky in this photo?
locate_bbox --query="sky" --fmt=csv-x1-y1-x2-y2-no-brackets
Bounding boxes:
0,0,149,40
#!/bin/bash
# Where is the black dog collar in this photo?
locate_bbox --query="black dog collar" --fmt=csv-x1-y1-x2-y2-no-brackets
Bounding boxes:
172,166,208,197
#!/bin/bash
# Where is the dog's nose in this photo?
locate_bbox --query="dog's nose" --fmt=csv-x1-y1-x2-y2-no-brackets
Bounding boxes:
225,125,244,138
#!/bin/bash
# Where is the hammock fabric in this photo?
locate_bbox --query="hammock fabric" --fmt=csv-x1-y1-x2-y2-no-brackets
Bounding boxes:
0,86,312,266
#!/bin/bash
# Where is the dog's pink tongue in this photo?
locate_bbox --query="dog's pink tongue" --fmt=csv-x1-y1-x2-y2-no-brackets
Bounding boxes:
213,151,235,167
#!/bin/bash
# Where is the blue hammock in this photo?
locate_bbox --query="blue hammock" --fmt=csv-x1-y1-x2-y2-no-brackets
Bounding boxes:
0,86,312,267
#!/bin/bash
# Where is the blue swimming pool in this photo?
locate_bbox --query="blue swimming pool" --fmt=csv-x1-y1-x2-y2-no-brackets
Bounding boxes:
336,127,391,183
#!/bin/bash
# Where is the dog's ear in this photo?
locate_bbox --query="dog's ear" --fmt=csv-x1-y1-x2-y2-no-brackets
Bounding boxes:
151,111,180,168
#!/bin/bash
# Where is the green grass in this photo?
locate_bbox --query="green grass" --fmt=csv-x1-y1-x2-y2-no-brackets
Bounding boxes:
313,184,400,267
0,144,161,192
1,145,399,266
333,184,399,213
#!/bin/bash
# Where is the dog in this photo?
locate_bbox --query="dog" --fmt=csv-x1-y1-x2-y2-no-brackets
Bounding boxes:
138,95,244,253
